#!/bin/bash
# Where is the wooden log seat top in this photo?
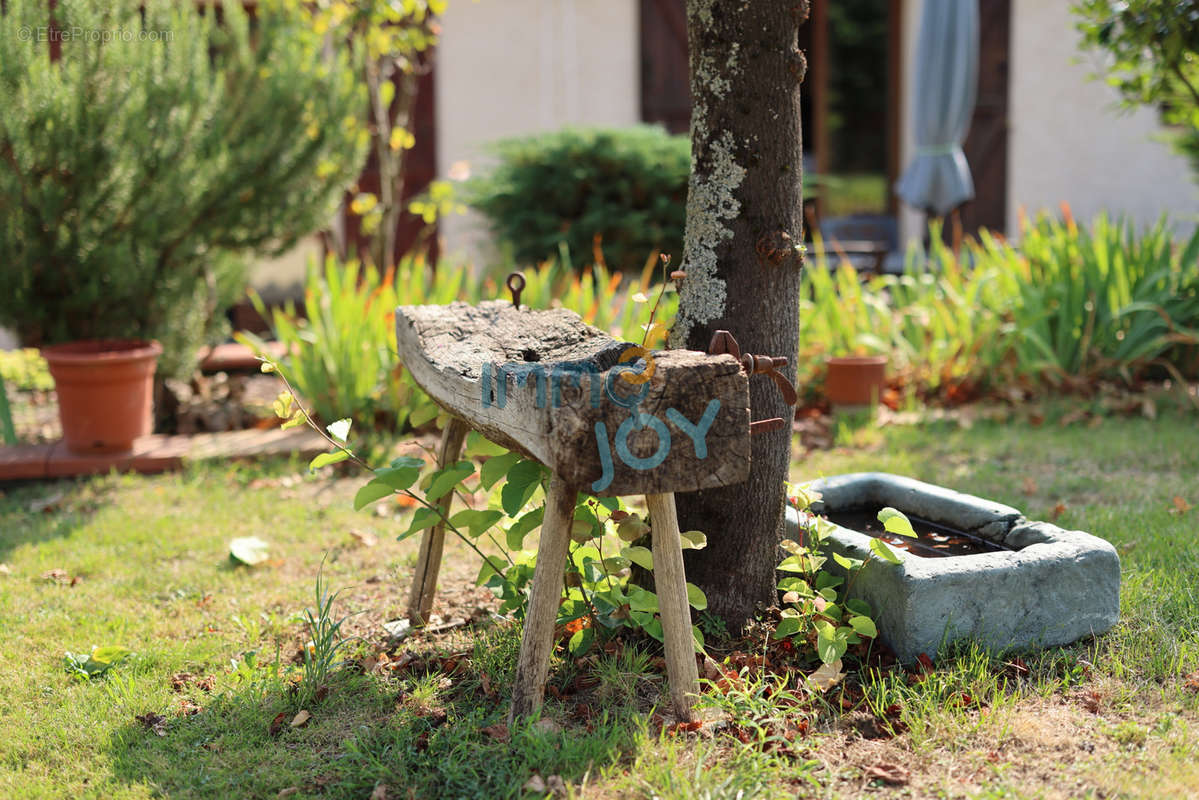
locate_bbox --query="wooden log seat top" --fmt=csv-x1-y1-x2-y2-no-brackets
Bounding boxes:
395,300,751,496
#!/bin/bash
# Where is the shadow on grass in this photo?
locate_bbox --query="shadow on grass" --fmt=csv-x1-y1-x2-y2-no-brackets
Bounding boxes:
0,477,112,560
107,647,644,799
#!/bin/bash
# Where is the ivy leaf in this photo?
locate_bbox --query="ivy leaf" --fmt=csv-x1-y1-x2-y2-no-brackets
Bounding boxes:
620,546,654,571
685,582,708,611
602,556,631,572
501,460,544,515
877,507,917,538
400,508,443,542
309,450,349,472
679,530,707,550
424,460,475,502
353,479,394,511
229,536,270,566
616,516,650,542
374,461,423,492
450,509,505,539
479,452,521,491
815,621,847,664
626,585,659,613
849,615,878,638
505,507,543,551
869,537,903,565
326,418,352,444
832,552,862,570
570,520,595,543
846,598,873,617
773,616,804,640
567,626,595,657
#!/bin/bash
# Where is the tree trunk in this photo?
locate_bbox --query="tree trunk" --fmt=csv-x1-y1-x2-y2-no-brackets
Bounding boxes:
671,0,807,631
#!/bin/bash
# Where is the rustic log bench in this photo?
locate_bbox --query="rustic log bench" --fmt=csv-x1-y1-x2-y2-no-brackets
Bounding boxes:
395,299,789,723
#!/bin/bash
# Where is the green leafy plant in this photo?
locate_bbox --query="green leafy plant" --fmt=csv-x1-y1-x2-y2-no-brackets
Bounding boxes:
996,211,1199,384
64,646,131,681
315,0,445,266
298,558,364,702
466,126,691,272
773,485,911,665
240,256,466,433
0,0,367,376
799,214,1199,400
1075,0,1199,178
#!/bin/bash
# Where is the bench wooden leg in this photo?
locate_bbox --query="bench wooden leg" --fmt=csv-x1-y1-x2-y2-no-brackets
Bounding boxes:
406,417,469,626
646,492,699,721
508,475,577,723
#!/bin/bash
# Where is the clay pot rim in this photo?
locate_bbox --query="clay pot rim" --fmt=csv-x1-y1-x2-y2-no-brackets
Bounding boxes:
825,355,888,367
41,339,163,367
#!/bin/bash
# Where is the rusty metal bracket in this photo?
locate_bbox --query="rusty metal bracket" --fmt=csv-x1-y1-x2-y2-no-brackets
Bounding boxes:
506,272,526,309
708,329,797,435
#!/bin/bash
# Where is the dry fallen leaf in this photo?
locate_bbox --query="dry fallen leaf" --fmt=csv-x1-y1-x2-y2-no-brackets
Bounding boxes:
1021,477,1038,494
40,568,81,585
806,658,845,692
545,775,567,797
532,718,563,735
135,712,168,737
480,723,509,742
268,712,288,737
29,491,65,513
369,784,389,800
1169,496,1193,515
349,528,379,547
863,761,910,786
1183,671,1199,693
523,776,547,794
1049,502,1067,521
276,788,300,799
290,710,311,728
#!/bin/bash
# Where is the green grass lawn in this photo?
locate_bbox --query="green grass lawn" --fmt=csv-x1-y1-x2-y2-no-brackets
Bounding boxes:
1,414,1197,799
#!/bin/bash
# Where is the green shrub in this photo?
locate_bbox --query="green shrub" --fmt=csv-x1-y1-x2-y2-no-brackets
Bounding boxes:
799,214,1199,399
241,257,468,435
998,212,1199,383
465,127,690,271
0,0,367,376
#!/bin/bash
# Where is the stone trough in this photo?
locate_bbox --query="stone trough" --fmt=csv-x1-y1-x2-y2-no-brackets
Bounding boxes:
785,472,1121,662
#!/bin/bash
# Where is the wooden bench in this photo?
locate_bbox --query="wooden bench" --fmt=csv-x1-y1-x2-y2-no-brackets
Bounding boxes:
395,299,787,723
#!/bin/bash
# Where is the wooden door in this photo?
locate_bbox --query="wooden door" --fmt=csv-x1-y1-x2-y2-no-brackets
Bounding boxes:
959,0,1010,235
640,0,690,135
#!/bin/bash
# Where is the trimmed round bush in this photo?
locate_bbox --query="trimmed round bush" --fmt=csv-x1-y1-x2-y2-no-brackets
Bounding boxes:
466,126,689,272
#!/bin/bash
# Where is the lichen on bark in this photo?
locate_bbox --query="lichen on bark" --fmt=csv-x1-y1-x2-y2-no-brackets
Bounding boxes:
671,2,745,349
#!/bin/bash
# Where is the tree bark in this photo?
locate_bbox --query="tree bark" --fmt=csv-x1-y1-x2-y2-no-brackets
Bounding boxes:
671,0,807,631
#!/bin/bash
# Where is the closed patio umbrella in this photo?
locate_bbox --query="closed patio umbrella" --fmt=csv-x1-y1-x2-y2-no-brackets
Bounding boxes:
895,0,979,216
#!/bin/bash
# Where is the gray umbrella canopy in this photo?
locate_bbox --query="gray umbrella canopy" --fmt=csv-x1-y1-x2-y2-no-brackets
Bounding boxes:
896,0,979,216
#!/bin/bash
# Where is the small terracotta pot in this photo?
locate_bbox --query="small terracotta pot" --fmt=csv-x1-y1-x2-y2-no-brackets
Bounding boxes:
824,356,887,407
41,339,163,455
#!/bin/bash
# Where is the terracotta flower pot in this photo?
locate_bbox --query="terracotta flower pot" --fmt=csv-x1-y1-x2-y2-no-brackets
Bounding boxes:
41,339,163,455
824,356,887,407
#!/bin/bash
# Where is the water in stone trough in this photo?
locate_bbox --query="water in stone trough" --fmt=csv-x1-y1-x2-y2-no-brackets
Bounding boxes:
823,506,1014,558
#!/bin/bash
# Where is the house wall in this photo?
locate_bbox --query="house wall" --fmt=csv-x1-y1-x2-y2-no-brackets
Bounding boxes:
435,0,641,268
899,0,1198,247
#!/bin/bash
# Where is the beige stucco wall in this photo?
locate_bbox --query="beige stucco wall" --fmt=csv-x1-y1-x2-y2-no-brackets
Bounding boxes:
1008,0,1197,235
899,0,1198,247
434,0,641,268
